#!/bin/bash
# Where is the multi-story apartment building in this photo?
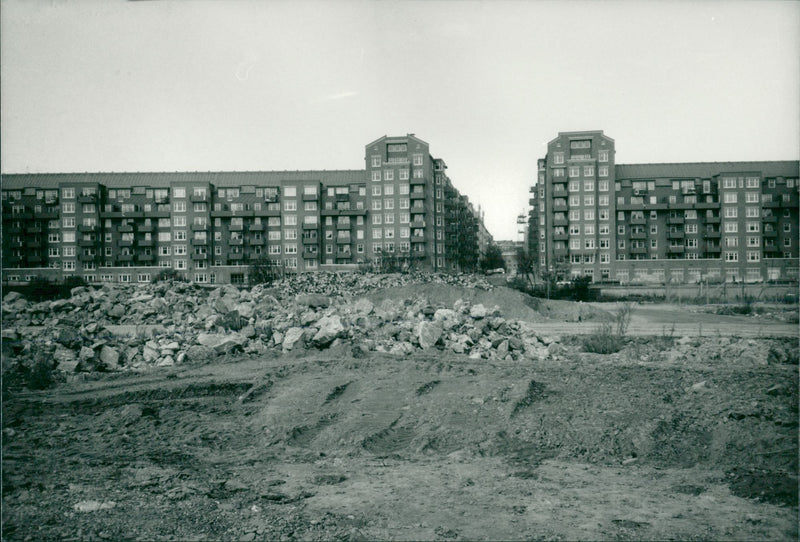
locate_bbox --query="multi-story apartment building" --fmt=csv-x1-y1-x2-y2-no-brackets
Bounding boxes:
532,130,799,283
1,134,488,285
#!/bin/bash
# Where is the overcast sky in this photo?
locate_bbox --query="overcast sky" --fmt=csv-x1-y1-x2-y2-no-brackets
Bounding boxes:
2,1,798,240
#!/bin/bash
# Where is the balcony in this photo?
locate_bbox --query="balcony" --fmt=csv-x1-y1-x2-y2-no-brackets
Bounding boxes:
762,215,777,223
630,217,646,225
630,247,648,255
249,223,265,231
254,208,281,217
704,246,721,253
553,247,568,256
410,220,426,229
117,254,134,262
78,224,98,233
762,200,780,209
763,230,778,238
630,231,647,240
35,210,59,220
211,210,232,218
781,198,798,208
249,238,264,246
303,248,318,257
228,223,244,232
229,238,244,246
705,231,721,239
137,254,154,262
25,224,43,233
667,216,685,225
78,239,99,247
410,191,425,200
228,253,244,261
190,238,208,245
78,194,97,203
119,224,134,233
704,216,720,224
302,236,318,245
336,236,351,244
336,221,350,230
552,232,569,241
150,211,170,219
191,252,208,260
190,194,209,202
696,202,719,210
302,222,319,230
27,254,42,263
410,177,426,186
302,193,318,201
118,239,134,247
191,223,209,231
667,246,685,254
137,238,154,247
668,231,685,240
410,235,425,243
137,223,155,231
553,217,568,226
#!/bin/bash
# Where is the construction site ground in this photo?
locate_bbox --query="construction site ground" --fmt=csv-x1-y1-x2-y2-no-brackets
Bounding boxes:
2,289,798,541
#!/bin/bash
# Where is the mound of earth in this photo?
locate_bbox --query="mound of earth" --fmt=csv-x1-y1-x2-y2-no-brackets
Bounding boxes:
364,284,610,323
2,335,796,541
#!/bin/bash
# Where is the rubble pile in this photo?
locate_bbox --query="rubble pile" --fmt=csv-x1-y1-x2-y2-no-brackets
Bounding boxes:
1,273,557,376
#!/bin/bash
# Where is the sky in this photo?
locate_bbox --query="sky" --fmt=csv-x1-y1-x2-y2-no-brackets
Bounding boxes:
2,1,798,241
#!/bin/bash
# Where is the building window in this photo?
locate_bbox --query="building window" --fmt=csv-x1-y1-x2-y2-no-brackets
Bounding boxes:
569,166,580,178
553,152,564,164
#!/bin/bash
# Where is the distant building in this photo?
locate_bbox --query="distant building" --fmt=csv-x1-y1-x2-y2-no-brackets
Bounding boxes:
531,130,799,283
1,134,490,284
496,240,523,275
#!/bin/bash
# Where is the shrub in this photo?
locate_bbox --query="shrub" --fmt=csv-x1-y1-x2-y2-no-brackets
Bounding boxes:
583,322,626,354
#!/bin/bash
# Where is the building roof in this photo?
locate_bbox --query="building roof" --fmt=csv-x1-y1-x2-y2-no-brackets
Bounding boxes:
0,170,367,190
615,161,799,180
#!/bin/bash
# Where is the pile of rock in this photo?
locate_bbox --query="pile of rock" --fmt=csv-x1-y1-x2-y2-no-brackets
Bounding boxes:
1,273,557,376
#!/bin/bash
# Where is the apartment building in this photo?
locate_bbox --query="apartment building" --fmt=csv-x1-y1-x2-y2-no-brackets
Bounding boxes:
1,135,488,285
532,130,799,283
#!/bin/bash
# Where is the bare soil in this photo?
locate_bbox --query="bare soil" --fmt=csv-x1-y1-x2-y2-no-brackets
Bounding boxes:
3,324,798,541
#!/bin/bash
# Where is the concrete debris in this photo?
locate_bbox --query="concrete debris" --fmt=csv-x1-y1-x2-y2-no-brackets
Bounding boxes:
1,272,565,375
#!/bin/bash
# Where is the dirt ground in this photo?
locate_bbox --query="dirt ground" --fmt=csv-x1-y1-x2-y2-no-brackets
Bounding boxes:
2,299,798,541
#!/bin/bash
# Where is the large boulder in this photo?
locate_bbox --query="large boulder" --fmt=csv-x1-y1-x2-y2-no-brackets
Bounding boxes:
312,315,344,347
185,344,215,363
98,345,121,370
282,327,305,351
416,321,443,350
469,304,487,319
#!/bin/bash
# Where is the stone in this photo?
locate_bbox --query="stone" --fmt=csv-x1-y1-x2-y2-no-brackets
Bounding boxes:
282,327,305,351
416,321,443,349
142,345,159,363
79,346,95,361
312,315,344,347
163,341,180,350
54,345,79,372
508,337,524,351
99,345,121,370
1,328,19,342
241,325,256,339
3,291,24,304
157,356,175,367
469,304,487,319
185,344,215,362
353,298,374,315
496,339,509,357
232,302,255,319
73,500,116,513
107,304,126,319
